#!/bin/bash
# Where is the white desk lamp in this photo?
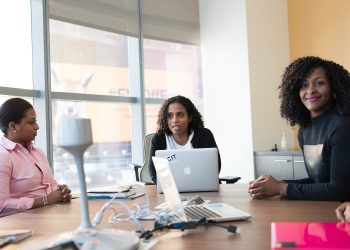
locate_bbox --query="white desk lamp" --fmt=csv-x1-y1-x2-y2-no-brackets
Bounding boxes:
57,118,94,230
25,118,139,250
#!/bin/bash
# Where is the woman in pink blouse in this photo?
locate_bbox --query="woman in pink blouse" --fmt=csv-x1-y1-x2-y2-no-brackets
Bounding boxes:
0,98,71,217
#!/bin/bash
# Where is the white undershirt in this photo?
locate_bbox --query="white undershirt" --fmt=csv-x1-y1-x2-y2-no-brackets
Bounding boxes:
165,131,194,150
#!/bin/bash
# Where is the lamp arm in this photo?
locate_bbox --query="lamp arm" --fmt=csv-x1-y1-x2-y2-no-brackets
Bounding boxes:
73,153,93,229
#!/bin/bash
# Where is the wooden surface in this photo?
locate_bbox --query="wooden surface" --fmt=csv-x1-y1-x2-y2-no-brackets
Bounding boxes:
0,184,340,250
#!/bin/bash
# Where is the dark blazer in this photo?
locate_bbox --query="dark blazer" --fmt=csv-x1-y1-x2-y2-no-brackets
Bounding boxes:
148,127,221,184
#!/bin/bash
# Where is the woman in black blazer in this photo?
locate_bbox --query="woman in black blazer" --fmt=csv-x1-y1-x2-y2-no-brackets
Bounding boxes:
148,95,221,184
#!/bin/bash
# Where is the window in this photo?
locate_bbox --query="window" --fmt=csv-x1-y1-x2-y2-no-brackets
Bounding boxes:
143,39,203,133
0,0,203,192
52,101,134,189
145,104,161,135
50,20,130,96
0,1,32,89
49,20,136,191
144,39,202,100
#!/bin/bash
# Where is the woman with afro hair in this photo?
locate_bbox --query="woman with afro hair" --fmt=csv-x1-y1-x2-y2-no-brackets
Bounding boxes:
248,56,350,201
148,95,221,184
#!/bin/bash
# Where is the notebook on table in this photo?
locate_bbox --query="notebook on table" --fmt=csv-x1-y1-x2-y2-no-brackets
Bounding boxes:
0,229,32,247
152,156,251,222
271,222,350,249
155,148,219,193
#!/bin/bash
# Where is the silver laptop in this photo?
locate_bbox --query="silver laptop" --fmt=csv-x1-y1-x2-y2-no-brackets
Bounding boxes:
152,157,251,222
155,148,219,193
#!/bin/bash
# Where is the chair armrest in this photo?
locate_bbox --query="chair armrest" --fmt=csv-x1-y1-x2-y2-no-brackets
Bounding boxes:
144,182,155,185
129,163,142,182
219,176,241,184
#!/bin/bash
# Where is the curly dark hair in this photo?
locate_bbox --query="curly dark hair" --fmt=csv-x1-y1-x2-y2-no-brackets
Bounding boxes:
279,56,350,127
156,95,204,135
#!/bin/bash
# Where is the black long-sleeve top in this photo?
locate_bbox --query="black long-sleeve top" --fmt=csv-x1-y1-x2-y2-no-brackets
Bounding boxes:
286,107,350,201
148,127,221,184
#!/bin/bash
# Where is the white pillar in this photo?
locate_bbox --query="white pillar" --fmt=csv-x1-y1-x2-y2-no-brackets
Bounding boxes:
199,0,290,182
199,0,254,182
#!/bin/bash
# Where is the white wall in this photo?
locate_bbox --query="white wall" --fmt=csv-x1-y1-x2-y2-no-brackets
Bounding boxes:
199,0,290,182
199,0,254,182
246,0,292,151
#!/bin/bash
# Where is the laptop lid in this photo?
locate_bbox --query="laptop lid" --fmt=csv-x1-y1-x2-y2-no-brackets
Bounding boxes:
152,157,188,221
152,156,251,222
155,148,219,193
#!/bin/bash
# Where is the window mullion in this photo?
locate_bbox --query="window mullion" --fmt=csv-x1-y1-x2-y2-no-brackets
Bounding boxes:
31,0,54,166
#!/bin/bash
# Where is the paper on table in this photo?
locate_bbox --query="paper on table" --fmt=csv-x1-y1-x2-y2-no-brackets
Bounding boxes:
87,185,133,193
87,191,145,200
0,229,32,245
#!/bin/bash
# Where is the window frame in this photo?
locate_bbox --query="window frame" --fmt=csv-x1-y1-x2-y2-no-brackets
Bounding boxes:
2,0,184,172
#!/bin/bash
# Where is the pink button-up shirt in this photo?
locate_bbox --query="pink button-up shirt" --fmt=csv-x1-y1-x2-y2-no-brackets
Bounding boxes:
0,136,58,217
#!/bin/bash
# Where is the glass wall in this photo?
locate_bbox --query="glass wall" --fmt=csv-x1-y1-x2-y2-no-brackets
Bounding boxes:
50,20,130,96
143,39,202,100
0,1,32,89
143,39,203,133
0,0,202,191
49,20,136,190
52,101,133,189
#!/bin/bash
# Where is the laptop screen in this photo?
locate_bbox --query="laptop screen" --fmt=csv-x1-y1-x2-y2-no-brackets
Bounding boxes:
155,148,219,192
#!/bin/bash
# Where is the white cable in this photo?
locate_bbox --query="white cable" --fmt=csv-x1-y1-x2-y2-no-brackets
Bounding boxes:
92,196,147,233
93,198,132,226
92,183,157,235
130,183,156,220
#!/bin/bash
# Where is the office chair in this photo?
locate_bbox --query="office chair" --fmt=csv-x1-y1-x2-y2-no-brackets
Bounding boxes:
131,133,241,185
130,133,154,184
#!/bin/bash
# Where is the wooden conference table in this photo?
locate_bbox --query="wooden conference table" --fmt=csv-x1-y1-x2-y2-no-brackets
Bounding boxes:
1,184,340,250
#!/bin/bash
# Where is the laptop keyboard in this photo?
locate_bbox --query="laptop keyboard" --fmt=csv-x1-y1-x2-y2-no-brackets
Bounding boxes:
184,205,222,220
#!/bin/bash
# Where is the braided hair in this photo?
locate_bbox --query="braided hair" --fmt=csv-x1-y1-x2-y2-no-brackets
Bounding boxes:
279,56,350,127
156,95,204,135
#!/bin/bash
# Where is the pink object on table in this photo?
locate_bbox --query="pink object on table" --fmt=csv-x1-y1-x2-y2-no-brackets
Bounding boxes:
271,222,350,249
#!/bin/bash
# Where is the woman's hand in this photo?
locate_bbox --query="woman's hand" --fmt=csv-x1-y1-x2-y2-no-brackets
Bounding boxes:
57,184,72,202
47,184,72,204
336,202,350,222
248,175,287,198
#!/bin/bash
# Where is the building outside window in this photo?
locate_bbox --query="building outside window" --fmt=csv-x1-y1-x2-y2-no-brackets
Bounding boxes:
0,0,202,191
0,1,32,90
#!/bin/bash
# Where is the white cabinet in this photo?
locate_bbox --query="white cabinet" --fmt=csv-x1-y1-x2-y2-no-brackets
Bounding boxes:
292,155,309,179
254,152,308,180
